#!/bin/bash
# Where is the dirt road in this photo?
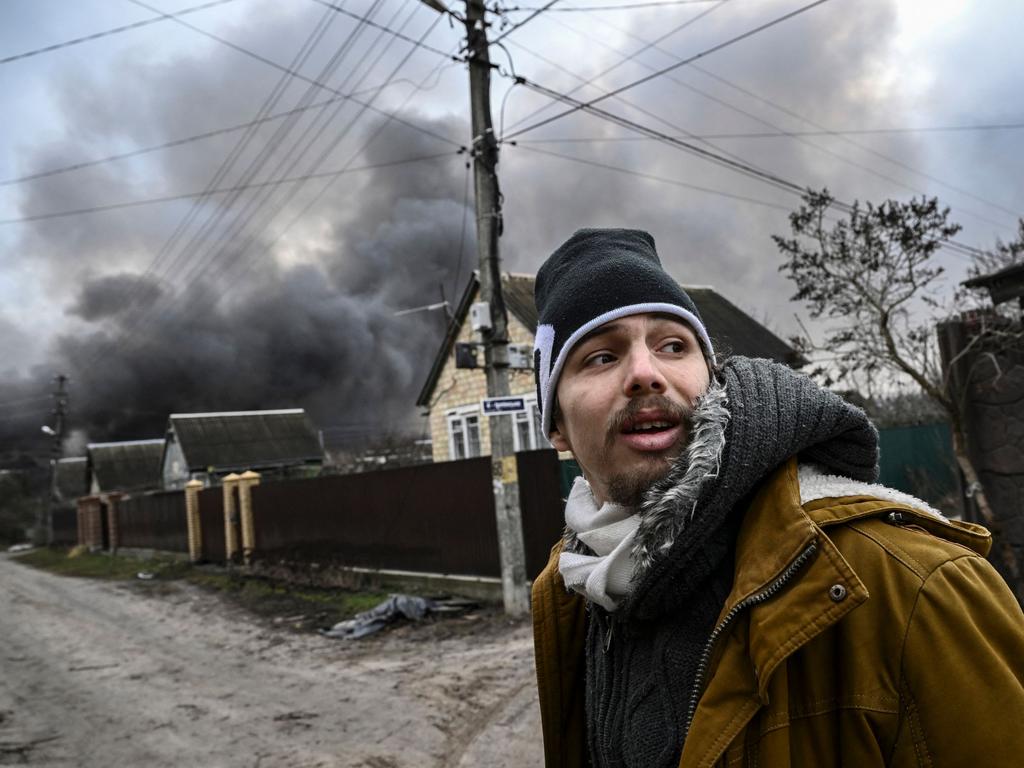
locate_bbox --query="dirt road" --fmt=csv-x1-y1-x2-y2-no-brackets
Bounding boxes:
0,554,543,767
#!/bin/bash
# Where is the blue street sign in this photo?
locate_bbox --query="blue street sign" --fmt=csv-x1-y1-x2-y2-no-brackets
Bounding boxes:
481,396,527,414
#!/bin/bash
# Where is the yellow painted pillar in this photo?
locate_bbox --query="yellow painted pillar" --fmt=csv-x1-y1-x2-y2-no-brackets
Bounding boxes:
184,479,204,562
237,470,261,565
222,473,241,562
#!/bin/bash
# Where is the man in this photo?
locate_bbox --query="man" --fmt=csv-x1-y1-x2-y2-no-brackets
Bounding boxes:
530,228,1024,767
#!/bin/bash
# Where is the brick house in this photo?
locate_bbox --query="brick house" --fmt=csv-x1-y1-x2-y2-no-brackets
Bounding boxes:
417,273,803,463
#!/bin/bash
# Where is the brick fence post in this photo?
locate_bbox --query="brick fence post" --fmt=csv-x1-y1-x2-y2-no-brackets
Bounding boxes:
237,470,261,566
184,479,204,562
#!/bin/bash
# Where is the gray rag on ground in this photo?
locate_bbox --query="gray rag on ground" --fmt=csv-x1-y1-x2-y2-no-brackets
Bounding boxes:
321,595,436,640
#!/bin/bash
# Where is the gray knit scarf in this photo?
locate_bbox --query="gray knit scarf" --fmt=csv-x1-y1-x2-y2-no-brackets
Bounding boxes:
571,356,878,768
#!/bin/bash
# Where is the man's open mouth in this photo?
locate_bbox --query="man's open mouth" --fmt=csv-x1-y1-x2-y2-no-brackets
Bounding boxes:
621,413,681,434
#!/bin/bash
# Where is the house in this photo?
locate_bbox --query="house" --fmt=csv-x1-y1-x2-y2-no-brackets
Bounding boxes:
417,272,803,462
161,409,324,489
87,439,165,494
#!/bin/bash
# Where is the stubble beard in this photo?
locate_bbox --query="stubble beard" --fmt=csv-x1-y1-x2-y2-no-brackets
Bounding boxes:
604,395,694,508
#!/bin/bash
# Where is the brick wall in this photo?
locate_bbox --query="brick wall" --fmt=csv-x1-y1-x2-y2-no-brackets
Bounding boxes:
428,296,538,462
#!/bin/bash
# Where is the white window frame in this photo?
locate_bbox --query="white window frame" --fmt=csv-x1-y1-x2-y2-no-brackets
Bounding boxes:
511,395,543,453
447,405,482,460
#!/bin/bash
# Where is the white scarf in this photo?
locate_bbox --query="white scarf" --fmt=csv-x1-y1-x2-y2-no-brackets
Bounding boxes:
558,476,640,611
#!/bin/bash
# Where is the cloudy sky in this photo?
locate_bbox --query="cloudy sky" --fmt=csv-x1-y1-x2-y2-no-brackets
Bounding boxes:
1,0,1021,456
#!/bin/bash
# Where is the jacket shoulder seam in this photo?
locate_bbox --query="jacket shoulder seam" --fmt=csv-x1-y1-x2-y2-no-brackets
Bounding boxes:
846,519,979,581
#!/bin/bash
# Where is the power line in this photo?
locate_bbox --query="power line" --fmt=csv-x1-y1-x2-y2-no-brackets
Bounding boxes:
492,1,561,44
511,124,1024,141
0,0,240,65
123,0,460,149
501,0,728,136
506,0,722,10
0,76,448,187
531,11,1020,230
509,142,791,210
504,0,835,140
100,10,457,369
0,153,456,224
511,77,986,260
309,0,462,61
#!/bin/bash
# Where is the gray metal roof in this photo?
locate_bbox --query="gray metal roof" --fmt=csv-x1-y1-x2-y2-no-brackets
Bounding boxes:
88,439,164,493
55,457,88,501
417,273,803,406
168,409,323,473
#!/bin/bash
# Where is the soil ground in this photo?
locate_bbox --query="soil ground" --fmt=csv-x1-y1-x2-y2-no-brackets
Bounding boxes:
0,550,543,767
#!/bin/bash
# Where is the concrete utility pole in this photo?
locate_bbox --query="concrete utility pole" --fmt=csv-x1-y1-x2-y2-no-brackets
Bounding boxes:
463,0,529,615
35,374,68,546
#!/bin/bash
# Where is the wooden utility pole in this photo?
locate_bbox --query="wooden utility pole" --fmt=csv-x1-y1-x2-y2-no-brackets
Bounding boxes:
463,0,529,615
36,373,68,546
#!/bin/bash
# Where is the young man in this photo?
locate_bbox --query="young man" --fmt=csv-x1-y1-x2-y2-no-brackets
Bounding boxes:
530,228,1024,768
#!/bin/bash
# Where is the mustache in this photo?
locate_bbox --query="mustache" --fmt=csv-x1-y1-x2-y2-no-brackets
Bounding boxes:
605,394,694,449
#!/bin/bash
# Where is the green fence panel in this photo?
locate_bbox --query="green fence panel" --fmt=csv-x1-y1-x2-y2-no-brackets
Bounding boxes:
877,421,960,515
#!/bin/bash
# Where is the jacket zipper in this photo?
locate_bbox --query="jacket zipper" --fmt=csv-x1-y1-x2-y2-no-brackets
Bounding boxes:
681,540,819,742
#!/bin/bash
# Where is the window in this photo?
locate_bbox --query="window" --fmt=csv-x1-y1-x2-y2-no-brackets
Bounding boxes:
512,397,545,452
447,408,482,460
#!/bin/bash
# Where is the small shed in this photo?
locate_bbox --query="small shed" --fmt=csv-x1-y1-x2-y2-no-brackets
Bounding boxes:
161,409,324,489
87,439,165,494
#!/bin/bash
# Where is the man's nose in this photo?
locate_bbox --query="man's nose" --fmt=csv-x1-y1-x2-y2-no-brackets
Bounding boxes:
623,348,666,395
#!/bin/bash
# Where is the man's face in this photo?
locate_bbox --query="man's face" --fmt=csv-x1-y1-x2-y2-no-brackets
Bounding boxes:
549,313,710,507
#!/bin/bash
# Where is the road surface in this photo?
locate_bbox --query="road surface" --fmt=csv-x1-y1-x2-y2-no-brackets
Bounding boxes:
0,553,543,767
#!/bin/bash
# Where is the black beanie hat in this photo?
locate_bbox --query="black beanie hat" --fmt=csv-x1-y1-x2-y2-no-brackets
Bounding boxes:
533,228,715,440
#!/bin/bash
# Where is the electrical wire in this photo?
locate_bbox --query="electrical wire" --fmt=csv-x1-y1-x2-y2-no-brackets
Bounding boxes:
503,0,834,141
512,124,1024,140
0,153,458,225
492,1,561,44
509,142,792,210
531,12,1020,231
123,0,459,148
0,76,448,188
501,0,729,136
559,6,1022,223
0,0,240,65
511,77,987,260
309,0,461,61
104,10,457,368
506,0,721,9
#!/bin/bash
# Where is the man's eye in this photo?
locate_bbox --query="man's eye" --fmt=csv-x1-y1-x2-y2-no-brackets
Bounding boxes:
661,340,686,354
585,352,616,367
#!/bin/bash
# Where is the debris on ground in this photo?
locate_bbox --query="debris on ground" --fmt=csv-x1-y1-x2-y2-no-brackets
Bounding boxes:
136,571,155,580
320,594,478,639
6,543,32,553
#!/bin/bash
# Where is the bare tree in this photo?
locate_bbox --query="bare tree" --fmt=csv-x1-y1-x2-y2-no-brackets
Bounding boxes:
773,189,1024,600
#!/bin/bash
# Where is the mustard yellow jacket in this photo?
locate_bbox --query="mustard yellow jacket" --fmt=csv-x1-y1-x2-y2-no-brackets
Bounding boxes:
531,459,1024,767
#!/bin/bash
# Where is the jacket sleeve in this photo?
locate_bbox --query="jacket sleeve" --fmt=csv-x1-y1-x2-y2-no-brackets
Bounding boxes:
895,554,1024,766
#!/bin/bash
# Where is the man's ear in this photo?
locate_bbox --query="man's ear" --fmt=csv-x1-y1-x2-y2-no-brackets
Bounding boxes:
548,421,572,453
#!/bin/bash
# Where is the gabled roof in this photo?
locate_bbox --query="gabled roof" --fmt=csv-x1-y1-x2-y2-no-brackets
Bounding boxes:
55,457,88,501
167,409,323,473
417,273,803,407
88,439,164,493
962,261,1024,305
416,273,537,407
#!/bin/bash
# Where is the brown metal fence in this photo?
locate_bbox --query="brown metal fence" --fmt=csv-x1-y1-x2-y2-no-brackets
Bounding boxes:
117,490,189,552
251,457,501,577
516,449,568,580
197,487,226,563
